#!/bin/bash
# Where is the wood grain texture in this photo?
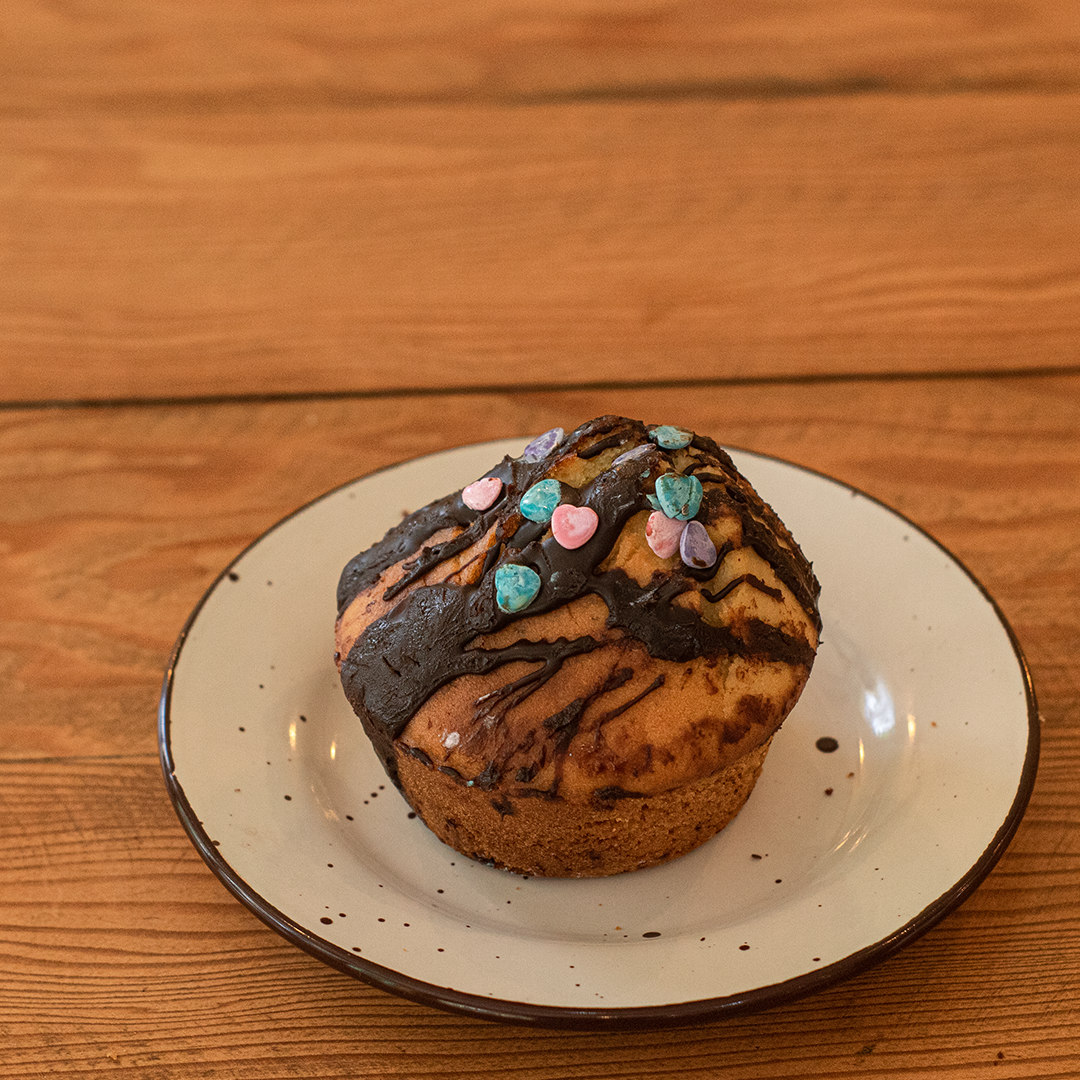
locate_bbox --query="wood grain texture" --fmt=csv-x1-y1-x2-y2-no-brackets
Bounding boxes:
4,0,1079,113
1,755,1078,1077
3,94,1079,402
4,377,1077,756
1,377,1078,1074
4,3,1076,1072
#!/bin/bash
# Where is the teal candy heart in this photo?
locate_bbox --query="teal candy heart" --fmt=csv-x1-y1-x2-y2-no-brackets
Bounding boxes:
649,424,693,450
519,479,562,523
655,473,703,520
495,564,542,613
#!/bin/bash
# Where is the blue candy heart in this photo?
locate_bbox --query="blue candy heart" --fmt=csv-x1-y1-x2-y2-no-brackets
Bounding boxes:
495,564,542,613
654,473,703,521
649,425,693,450
519,479,562,523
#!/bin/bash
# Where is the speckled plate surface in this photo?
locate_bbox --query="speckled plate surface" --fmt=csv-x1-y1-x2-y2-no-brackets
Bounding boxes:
159,439,1038,1029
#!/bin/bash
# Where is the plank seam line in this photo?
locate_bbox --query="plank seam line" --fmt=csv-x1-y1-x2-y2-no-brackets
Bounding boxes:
3,77,1078,117
0,754,158,766
3,363,1080,412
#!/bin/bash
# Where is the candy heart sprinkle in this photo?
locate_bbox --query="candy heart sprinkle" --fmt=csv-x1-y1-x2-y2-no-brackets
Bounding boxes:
519,479,562,523
494,564,542,613
522,427,565,463
679,520,718,569
649,424,693,450
551,504,599,550
645,510,685,559
654,473,703,521
461,476,503,511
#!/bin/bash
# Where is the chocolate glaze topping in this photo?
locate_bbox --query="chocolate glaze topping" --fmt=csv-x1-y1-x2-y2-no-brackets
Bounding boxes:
338,417,820,785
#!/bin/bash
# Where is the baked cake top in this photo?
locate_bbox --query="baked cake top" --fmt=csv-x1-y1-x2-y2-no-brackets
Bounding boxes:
337,416,820,792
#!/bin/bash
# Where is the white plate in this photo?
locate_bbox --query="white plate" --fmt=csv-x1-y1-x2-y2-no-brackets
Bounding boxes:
159,440,1038,1028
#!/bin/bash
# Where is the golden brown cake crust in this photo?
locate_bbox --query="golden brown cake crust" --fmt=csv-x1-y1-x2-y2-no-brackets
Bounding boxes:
397,735,775,878
336,416,820,876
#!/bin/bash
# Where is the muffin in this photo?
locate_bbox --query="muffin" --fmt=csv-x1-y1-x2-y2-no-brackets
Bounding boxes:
336,416,820,877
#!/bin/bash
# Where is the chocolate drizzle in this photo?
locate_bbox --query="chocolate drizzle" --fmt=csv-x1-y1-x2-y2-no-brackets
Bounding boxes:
337,416,820,786
577,433,625,459
703,574,784,605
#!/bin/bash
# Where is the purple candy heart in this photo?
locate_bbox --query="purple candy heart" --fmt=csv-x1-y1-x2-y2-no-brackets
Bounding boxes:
523,427,565,463
679,520,717,569
612,444,653,466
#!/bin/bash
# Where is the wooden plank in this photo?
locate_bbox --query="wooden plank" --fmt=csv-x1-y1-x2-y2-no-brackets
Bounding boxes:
1,376,1078,1073
0,741,1075,1072
1,374,1076,759
2,94,1079,402
3,0,1079,113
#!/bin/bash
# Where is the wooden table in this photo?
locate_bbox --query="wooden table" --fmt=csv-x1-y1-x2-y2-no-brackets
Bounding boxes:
2,2,1078,1074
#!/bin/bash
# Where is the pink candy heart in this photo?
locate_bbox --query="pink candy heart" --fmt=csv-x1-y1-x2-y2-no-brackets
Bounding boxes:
461,476,503,511
645,510,685,559
551,504,599,549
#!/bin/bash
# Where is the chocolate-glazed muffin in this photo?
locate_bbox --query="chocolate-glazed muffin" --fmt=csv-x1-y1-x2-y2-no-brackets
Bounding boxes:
336,417,820,877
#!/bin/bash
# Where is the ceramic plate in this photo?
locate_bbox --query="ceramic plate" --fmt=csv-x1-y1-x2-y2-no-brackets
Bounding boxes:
159,440,1038,1029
